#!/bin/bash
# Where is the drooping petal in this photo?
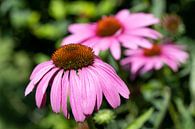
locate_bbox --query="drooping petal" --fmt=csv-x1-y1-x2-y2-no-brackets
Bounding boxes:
119,35,152,48
141,58,156,73
82,37,101,55
120,57,133,66
87,67,103,110
110,40,121,60
162,45,188,63
30,61,54,80
94,58,116,73
93,66,121,108
69,70,85,122
61,71,70,118
115,9,130,22
124,49,142,56
61,34,92,46
118,34,138,49
50,70,63,113
162,56,178,71
126,13,159,29
97,38,113,51
35,68,59,108
79,68,96,115
93,61,130,99
131,57,146,74
32,64,55,85
68,23,95,34
25,80,35,96
126,28,162,39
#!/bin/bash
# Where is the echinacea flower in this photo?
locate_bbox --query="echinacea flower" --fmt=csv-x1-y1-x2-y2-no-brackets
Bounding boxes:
121,43,188,74
62,9,161,60
25,44,130,122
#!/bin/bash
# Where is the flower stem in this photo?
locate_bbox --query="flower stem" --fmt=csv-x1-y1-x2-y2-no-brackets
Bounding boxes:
87,117,96,129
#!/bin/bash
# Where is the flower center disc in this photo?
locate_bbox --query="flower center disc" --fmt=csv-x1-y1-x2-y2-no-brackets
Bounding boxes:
96,16,122,37
52,44,94,70
144,45,161,57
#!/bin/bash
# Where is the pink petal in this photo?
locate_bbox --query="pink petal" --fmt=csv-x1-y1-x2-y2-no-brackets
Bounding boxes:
162,46,188,63
131,57,146,73
154,58,163,70
162,56,178,71
126,28,162,39
79,68,96,115
126,13,159,28
69,70,85,122
120,57,132,66
32,64,55,85
118,35,138,49
124,49,142,56
141,59,155,73
110,40,121,60
115,9,130,22
97,38,113,51
61,34,92,46
25,80,35,96
87,67,103,110
94,58,115,73
93,67,121,108
68,23,95,34
119,35,152,48
35,68,59,108
50,70,63,113
30,61,53,80
82,37,101,55
62,71,70,118
93,61,130,99
82,37,100,47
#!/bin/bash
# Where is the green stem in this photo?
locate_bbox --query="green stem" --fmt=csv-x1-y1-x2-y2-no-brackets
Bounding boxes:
87,117,96,129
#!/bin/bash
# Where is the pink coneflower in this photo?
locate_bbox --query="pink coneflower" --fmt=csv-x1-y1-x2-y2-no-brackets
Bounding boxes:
121,43,188,74
62,9,161,60
25,44,130,122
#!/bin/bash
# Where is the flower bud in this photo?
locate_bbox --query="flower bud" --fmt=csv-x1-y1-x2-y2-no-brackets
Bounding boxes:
93,109,116,124
162,14,183,34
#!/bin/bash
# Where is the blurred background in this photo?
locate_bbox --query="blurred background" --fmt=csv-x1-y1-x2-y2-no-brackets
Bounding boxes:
0,0,195,129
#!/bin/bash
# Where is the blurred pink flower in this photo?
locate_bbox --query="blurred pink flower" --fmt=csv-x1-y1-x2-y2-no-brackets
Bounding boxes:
25,44,130,122
62,9,161,60
121,44,188,74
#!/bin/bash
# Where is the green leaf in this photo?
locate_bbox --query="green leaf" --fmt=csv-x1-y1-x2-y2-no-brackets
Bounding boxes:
34,53,50,64
49,0,66,20
97,0,117,16
131,1,149,12
67,1,96,18
125,108,154,129
151,0,166,18
39,113,76,129
32,21,68,40
141,82,171,129
10,10,40,28
190,44,195,101
175,98,194,129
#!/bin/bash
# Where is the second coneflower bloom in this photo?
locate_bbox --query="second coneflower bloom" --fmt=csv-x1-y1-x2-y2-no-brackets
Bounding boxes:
121,43,188,74
25,44,130,122
62,9,161,60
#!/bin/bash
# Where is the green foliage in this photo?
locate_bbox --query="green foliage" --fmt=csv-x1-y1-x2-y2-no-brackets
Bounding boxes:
39,113,76,129
125,108,154,129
